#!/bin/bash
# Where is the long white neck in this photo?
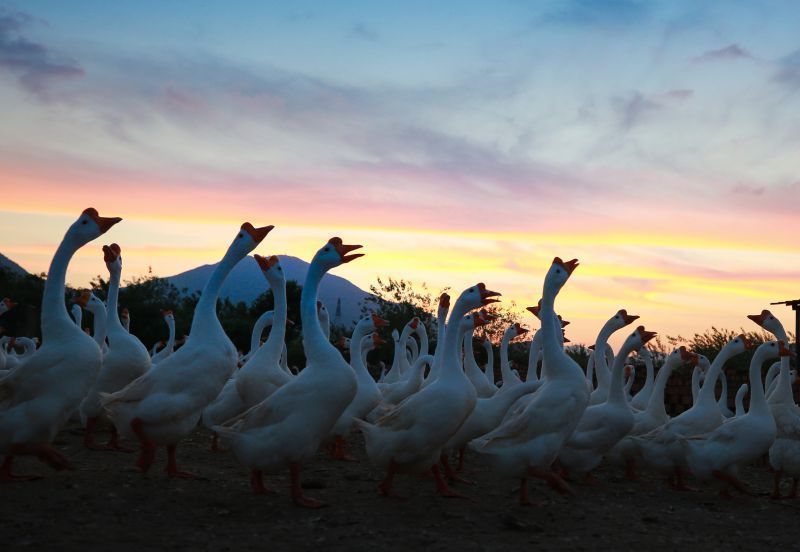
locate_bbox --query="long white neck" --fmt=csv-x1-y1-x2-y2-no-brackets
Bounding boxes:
691,365,702,404
586,351,595,388
406,335,419,363
637,349,654,397
71,304,82,328
164,317,176,351
500,330,521,385
440,299,471,379
592,322,616,390
300,261,335,362
526,330,542,383
483,341,495,384
416,323,429,357
749,347,775,415
349,321,372,380
697,343,738,404
607,339,637,405
735,384,748,416
540,284,574,381
769,326,792,404
90,305,107,347
106,266,126,336
716,370,729,410
42,235,82,338
249,310,273,354
397,323,415,376
262,279,288,359
191,253,239,337
645,354,680,417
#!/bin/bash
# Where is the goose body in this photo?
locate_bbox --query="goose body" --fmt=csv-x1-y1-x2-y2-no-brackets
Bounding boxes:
0,208,121,476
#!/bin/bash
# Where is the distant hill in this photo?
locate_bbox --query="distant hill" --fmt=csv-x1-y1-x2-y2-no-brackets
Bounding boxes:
166,255,373,327
0,253,28,276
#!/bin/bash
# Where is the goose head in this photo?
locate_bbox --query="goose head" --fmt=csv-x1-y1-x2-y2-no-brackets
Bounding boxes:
409,317,420,330
755,340,794,364
526,300,542,320
84,292,106,316
606,309,640,334
317,302,329,324
160,309,175,324
102,243,123,277
225,223,274,263
438,293,451,314
503,322,529,341
72,289,91,309
334,336,351,350
720,334,755,358
747,309,788,341
618,326,657,358
371,332,386,348
68,208,122,247
543,257,578,295
120,308,130,323
254,254,285,289
313,237,363,272
0,298,16,315
454,283,501,316
678,345,699,367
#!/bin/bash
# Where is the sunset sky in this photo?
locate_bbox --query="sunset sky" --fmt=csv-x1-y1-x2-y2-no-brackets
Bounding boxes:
2,1,800,344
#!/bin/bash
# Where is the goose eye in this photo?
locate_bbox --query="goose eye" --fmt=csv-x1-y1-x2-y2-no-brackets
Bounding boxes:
556,269,561,274
237,233,243,239
81,219,87,225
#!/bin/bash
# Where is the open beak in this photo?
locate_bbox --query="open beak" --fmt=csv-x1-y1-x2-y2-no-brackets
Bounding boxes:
526,305,541,319
747,310,770,327
636,326,657,344
553,257,579,275
329,237,364,263
371,314,389,328
514,323,529,337
372,334,386,347
254,254,280,271
619,309,639,325
410,317,419,329
439,293,450,309
241,223,274,244
477,283,501,305
559,317,570,328
84,208,122,234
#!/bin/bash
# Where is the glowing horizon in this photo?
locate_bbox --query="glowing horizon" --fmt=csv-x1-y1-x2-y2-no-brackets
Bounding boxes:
2,1,800,345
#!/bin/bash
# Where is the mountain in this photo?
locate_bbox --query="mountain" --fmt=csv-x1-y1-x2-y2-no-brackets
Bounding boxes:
165,255,373,327
0,253,28,276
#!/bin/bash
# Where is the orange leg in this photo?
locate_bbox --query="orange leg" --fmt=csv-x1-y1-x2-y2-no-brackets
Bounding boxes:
290,462,325,508
165,444,199,479
250,469,275,495
105,425,134,452
0,456,42,482
673,468,698,492
440,453,474,485
378,459,406,498
83,416,105,450
131,418,156,474
329,436,358,462
624,459,639,481
6,443,73,472
771,470,783,500
712,469,752,496
456,446,466,472
431,464,468,499
528,466,575,496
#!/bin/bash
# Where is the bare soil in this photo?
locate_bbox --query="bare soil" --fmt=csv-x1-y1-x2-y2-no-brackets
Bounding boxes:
2,426,798,551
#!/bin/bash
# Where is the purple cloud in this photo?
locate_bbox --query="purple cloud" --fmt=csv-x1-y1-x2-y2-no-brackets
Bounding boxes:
774,49,800,86
0,8,84,97
692,44,751,63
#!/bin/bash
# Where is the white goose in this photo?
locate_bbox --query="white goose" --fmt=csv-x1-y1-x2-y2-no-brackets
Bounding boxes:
151,310,176,365
607,347,694,480
356,283,499,498
633,335,752,489
498,323,529,389
213,237,362,507
482,339,496,387
734,384,748,417
0,208,121,479
101,222,273,477
589,310,640,405
629,347,655,411
684,340,789,497
82,244,152,451
471,257,586,505
557,326,656,480
328,314,388,460
422,293,451,389
748,309,800,499
462,310,498,398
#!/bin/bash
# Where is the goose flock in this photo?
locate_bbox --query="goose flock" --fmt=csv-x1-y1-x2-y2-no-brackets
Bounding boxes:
1,208,799,508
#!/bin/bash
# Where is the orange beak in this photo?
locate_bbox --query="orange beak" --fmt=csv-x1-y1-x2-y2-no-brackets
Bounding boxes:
83,208,122,234
328,237,364,263
526,305,541,319
636,326,657,344
254,254,280,271
588,344,596,351
477,283,501,305
372,333,386,347
439,293,450,309
559,316,570,328
241,223,274,244
410,317,419,330
102,243,121,263
553,257,579,275
619,309,640,325
514,323,529,337
371,314,389,328
563,335,571,343
747,310,770,327
73,290,90,307
779,340,796,358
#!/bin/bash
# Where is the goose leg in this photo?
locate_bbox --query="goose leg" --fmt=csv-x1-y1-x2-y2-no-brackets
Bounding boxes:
329,436,357,462
528,467,575,496
377,459,407,498
431,464,468,499
440,453,474,485
83,417,105,450
131,418,156,473
673,468,698,492
290,462,325,508
771,470,783,499
0,456,42,482
518,478,544,506
624,459,639,481
456,447,466,472
712,470,752,496
165,444,199,478
105,425,134,452
250,470,275,494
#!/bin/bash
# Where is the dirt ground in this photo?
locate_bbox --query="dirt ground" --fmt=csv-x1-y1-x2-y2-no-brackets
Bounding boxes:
3,426,798,551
